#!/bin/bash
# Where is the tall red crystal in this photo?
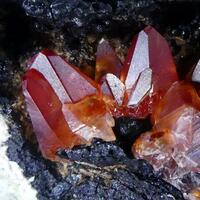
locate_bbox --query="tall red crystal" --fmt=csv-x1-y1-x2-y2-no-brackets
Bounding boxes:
23,69,84,159
120,26,178,119
23,51,116,160
29,50,99,103
96,39,123,82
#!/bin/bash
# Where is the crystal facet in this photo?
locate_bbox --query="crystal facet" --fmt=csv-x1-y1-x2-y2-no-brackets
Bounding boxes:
120,26,178,119
128,68,152,106
192,59,200,83
133,81,200,181
96,39,123,82
30,50,99,103
23,51,115,160
101,73,125,106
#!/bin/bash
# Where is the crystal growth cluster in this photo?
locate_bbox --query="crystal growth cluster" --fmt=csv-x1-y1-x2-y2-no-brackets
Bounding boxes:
23,26,200,198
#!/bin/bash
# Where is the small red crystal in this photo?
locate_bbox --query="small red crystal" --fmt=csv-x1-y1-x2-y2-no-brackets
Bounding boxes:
95,39,123,82
62,95,115,143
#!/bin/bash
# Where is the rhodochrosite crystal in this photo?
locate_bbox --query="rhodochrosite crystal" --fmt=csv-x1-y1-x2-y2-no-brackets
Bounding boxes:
120,26,178,120
95,39,123,82
23,50,116,159
23,26,181,161
133,82,200,186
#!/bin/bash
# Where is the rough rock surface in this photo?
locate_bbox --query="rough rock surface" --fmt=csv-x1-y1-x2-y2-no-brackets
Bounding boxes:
113,117,152,156
7,125,184,200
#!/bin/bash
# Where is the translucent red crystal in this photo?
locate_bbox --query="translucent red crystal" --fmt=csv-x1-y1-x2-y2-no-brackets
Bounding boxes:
133,81,200,179
23,69,83,159
23,26,184,163
23,50,115,160
120,26,178,119
62,95,115,143
95,39,123,82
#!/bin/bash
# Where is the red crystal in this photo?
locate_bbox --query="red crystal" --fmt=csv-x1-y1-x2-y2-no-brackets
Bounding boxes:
133,81,200,179
23,69,83,159
120,26,178,119
29,50,99,103
62,95,115,143
23,51,115,160
95,39,123,82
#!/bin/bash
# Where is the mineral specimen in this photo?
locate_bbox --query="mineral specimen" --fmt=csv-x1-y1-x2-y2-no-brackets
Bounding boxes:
120,26,178,120
133,81,200,198
22,24,199,199
23,26,179,160
23,50,116,159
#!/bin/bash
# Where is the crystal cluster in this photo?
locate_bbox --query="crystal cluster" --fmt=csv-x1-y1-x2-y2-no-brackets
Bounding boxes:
23,50,115,159
23,26,199,198
23,26,178,159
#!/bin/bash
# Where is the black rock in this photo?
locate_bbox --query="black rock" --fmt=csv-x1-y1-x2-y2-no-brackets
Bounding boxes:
52,161,184,200
0,60,15,98
58,139,128,167
22,0,156,36
113,117,152,156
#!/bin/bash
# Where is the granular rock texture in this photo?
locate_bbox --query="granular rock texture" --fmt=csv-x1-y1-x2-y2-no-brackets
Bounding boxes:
6,114,184,200
58,139,129,166
22,0,155,36
55,161,184,200
0,60,15,97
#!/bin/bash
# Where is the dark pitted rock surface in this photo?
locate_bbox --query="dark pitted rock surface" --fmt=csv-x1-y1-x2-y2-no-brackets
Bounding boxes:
54,161,184,200
6,120,184,200
22,0,155,36
58,139,128,167
0,60,15,97
113,117,152,156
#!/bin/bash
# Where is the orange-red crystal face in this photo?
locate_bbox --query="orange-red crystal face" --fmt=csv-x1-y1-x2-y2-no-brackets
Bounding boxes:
95,39,123,82
120,26,178,120
23,51,115,160
23,26,180,160
133,82,200,177
62,95,115,143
